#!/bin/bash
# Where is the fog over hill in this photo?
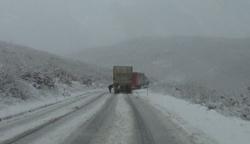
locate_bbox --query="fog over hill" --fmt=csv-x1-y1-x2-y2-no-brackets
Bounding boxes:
72,37,250,119
0,41,111,102
73,37,250,90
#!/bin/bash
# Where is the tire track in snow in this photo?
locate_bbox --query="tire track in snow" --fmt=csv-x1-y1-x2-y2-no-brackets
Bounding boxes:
0,92,107,144
90,94,136,144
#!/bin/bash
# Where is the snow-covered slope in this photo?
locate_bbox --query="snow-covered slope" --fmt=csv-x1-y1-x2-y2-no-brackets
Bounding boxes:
137,90,250,144
72,36,250,120
0,41,111,103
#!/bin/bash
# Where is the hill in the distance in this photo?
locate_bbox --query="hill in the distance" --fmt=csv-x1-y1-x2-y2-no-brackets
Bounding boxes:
72,36,250,92
71,36,250,120
0,41,111,102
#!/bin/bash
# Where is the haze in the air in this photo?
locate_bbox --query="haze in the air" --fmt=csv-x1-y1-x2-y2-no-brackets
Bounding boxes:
1,1,250,142
0,0,250,54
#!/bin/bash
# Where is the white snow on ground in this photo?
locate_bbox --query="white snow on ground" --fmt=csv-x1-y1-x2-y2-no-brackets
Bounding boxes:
0,91,104,143
32,94,110,144
136,90,250,144
103,94,135,144
0,87,103,120
90,94,135,144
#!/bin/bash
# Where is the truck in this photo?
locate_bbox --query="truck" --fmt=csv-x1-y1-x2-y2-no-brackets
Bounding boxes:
113,66,133,94
132,72,149,90
132,72,143,90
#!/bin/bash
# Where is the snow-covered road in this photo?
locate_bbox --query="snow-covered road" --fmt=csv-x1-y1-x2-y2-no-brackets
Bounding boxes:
1,89,248,144
58,94,199,144
0,91,109,144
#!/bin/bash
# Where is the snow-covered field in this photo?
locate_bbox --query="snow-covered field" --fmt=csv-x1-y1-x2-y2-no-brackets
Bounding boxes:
136,89,250,144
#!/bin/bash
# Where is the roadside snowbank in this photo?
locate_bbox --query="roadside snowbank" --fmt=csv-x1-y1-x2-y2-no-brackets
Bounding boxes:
136,90,250,144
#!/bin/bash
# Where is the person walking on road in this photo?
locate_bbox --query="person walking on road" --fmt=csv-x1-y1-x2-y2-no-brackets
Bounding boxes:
108,84,113,93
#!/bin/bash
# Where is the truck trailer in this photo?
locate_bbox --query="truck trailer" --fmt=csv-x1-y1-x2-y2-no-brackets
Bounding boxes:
132,72,149,90
113,66,133,94
132,72,143,90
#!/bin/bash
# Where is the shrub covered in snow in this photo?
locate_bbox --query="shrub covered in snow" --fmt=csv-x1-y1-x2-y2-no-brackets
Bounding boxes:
79,77,93,86
0,67,30,100
153,81,250,120
21,72,55,89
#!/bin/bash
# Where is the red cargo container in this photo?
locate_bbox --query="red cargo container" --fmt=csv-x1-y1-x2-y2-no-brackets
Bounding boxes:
132,72,143,90
132,72,138,89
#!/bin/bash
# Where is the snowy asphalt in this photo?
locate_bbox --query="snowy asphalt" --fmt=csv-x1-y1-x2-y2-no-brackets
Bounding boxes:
0,92,197,144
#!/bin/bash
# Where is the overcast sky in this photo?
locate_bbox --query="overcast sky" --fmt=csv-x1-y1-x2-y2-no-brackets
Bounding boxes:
0,0,250,54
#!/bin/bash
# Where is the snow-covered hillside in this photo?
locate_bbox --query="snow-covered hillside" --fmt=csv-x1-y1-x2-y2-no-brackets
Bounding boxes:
72,37,250,120
0,41,111,105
